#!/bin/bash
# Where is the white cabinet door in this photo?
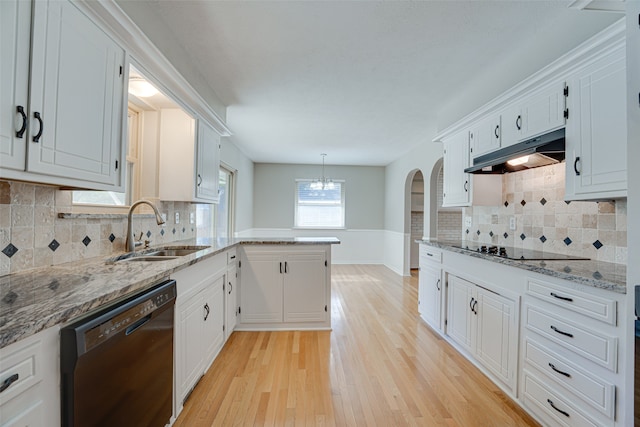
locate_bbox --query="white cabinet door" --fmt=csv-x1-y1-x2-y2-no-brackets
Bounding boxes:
202,275,225,367
500,103,524,148
283,251,327,323
565,46,627,200
225,265,238,340
240,251,284,323
0,0,31,171
418,262,441,330
470,114,501,158
176,290,205,403
196,120,220,202
27,0,125,187
442,130,470,207
475,288,517,390
158,108,197,201
446,275,475,353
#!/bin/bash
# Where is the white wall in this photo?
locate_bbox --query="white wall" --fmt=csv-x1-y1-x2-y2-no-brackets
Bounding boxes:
220,137,254,235
384,134,442,275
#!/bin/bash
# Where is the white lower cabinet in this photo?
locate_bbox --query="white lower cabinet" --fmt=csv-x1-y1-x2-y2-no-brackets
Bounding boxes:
238,245,331,330
418,247,442,331
446,274,518,392
225,249,238,342
172,253,227,413
0,327,59,426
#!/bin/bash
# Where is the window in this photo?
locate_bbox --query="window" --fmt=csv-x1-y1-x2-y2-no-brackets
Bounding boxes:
72,107,141,207
295,180,345,228
196,164,235,238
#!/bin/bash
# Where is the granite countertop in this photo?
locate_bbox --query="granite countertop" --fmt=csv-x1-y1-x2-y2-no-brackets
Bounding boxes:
417,239,626,294
0,237,340,349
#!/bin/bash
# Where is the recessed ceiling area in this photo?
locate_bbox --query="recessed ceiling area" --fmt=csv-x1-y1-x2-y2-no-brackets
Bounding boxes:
116,1,621,166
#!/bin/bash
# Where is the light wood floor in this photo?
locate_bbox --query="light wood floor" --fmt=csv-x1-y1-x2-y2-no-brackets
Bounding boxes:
174,265,539,426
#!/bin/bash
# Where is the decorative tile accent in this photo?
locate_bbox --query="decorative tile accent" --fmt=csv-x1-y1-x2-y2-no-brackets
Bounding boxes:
540,198,547,206
182,227,185,233
520,199,526,206
48,239,60,252
563,237,572,246
540,235,547,243
504,201,509,207
489,231,494,237
160,229,165,236
520,233,526,240
2,243,18,258
108,233,116,243
565,200,571,205
172,228,176,235
465,229,469,234
593,240,603,250
82,236,91,246
476,230,481,236
146,230,151,238
503,232,508,239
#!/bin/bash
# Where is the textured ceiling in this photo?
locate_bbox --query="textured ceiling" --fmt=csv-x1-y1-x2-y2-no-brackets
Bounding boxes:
116,1,620,166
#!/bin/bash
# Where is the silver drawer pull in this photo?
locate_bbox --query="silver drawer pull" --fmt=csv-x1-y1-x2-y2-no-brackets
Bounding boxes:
547,399,570,417
548,363,571,378
0,374,19,393
550,292,573,302
550,325,574,338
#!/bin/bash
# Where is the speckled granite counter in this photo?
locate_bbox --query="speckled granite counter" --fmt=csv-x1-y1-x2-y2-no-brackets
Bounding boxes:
0,237,340,349
417,239,626,294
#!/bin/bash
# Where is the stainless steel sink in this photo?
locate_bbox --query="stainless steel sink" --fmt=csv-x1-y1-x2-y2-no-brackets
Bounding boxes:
121,256,179,262
110,246,210,263
144,248,202,257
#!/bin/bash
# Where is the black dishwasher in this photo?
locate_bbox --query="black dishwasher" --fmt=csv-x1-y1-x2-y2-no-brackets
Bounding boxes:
61,279,176,427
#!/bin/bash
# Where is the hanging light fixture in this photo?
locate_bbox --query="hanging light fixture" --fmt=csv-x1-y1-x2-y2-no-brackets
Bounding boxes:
310,154,335,190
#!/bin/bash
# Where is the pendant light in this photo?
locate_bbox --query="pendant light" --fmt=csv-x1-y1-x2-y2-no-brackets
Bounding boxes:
310,154,335,190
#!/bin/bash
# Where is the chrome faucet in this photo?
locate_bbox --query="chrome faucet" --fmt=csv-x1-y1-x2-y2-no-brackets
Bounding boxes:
125,200,165,252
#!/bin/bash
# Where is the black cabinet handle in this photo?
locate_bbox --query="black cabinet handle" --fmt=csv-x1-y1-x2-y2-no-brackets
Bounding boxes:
550,292,573,302
197,174,203,187
546,399,570,417
230,255,236,259
204,303,210,321
436,279,441,291
284,261,288,273
494,125,499,139
0,374,19,393
516,115,522,130
279,262,283,274
33,112,43,142
472,300,478,315
548,363,571,378
573,157,581,176
464,180,468,192
469,297,475,312
550,325,573,338
228,282,232,294
16,106,27,138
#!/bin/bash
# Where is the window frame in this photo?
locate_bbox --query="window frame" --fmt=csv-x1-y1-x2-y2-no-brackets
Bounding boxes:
294,179,346,229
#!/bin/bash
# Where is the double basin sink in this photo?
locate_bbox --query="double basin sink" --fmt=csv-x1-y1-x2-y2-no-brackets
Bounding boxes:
111,246,210,262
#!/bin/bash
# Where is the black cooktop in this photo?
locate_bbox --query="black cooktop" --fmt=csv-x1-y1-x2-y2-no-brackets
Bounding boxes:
451,243,590,261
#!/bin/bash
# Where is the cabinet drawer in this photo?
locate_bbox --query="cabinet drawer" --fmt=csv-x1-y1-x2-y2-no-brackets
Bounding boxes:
523,338,615,419
523,370,601,427
524,305,617,372
419,246,442,263
227,248,238,265
527,279,616,325
0,341,42,405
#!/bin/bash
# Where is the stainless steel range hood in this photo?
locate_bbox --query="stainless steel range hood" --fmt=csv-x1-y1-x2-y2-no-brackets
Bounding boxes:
464,128,565,174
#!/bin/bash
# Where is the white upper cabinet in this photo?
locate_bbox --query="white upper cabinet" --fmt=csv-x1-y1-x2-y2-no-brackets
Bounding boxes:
195,120,221,203
442,130,471,207
565,44,627,200
470,113,501,158
500,81,566,148
157,109,221,203
1,0,126,190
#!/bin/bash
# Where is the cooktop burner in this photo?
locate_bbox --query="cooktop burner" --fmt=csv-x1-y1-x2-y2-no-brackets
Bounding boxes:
451,244,590,261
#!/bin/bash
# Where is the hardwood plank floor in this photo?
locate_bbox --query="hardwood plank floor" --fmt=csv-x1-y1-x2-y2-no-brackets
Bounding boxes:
173,265,539,426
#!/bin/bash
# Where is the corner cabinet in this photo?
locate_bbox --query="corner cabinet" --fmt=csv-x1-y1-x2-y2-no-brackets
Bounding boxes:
565,43,627,200
237,245,331,330
1,0,126,190
158,110,221,203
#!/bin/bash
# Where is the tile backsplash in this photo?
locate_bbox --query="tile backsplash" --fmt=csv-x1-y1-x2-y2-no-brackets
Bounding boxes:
1,180,206,275
462,163,627,264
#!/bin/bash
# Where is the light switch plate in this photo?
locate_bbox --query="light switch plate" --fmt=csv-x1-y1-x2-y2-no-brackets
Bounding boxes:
175,212,180,224
190,212,195,224
464,216,472,227
509,217,516,230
